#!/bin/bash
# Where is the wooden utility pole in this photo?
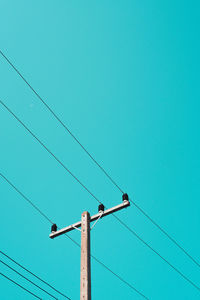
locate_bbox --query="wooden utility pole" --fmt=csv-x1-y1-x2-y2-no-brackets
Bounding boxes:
80,212,91,300
49,194,130,300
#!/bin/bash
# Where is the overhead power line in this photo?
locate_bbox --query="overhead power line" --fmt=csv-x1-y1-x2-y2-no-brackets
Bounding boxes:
90,254,148,299
0,250,70,300
0,173,148,299
0,272,41,299
0,100,101,206
128,197,200,269
0,260,58,299
1,100,200,294
0,173,54,225
112,214,200,293
0,50,199,271
64,238,147,300
0,49,124,195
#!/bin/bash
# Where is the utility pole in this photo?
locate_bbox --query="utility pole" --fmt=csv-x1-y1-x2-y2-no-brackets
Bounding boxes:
80,212,91,300
49,193,130,300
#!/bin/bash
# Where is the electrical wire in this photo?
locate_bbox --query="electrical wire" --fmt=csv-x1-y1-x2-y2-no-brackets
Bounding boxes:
129,197,200,268
0,173,72,299
0,271,42,299
0,250,70,300
0,260,58,299
0,49,124,195
1,100,200,294
112,214,200,292
61,234,148,299
0,173,54,225
0,49,199,271
0,50,123,195
0,173,148,299
90,254,148,299
0,100,101,206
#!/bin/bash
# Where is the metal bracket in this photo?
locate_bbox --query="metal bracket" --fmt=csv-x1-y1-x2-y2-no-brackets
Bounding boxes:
72,225,81,232
90,211,103,230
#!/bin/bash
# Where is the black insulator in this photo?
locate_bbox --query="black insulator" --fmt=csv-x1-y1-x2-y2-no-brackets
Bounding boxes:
98,204,105,212
51,224,57,232
122,193,129,201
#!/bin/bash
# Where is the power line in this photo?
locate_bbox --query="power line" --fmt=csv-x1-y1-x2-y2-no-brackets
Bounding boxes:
61,234,148,299
0,173,54,225
90,254,148,299
0,173,72,300
1,100,200,293
0,250,70,300
129,197,200,269
0,272,42,299
112,214,200,293
0,50,199,272
0,173,148,299
0,99,101,205
0,260,58,299
0,49,124,196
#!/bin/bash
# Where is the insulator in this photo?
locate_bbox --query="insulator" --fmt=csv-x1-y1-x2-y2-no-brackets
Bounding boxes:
98,203,105,212
122,193,129,201
51,224,57,232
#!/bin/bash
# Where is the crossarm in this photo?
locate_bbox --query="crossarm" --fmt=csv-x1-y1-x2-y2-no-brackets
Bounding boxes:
49,200,130,239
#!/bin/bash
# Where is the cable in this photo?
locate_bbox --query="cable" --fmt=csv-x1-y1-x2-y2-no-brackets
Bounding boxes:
0,173,148,299
112,214,200,292
61,234,148,300
0,50,199,271
90,254,148,299
0,260,58,299
0,174,72,300
0,49,124,196
1,101,200,293
129,197,200,268
0,173,54,225
0,271,42,299
0,250,70,300
59,232,148,299
0,99,101,206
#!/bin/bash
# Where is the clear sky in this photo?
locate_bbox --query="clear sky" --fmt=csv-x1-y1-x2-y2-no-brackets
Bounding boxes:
0,1,200,299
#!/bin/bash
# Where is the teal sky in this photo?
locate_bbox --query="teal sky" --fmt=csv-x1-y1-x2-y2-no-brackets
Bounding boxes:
0,1,200,299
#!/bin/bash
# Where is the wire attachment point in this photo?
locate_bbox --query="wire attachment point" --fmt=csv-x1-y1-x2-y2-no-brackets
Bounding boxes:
72,225,81,232
91,211,103,230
